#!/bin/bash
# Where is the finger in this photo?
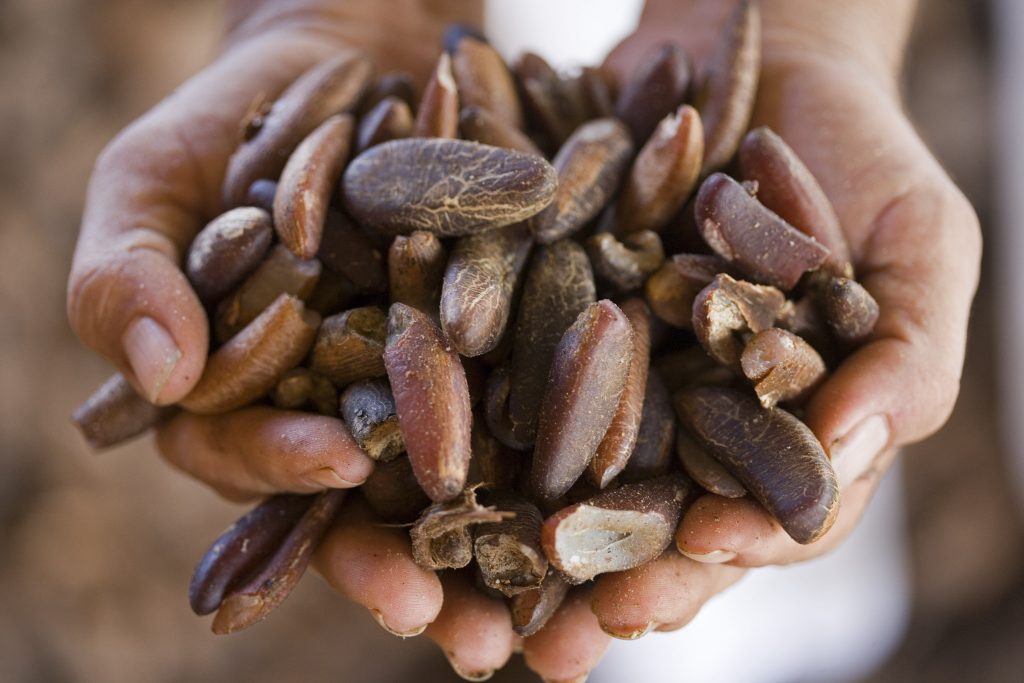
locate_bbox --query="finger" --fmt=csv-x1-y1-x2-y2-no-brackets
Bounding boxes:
155,406,374,499
424,571,516,681
523,588,610,683
314,496,443,637
67,29,345,404
591,552,745,639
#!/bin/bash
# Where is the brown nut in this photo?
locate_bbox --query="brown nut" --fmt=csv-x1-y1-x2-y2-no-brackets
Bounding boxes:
440,222,533,357
531,118,634,245
270,367,315,411
618,105,704,235
361,455,431,524
741,328,826,408
308,306,387,387
245,179,277,213
697,0,760,175
316,209,386,294
466,413,520,490
675,386,839,544
620,370,676,482
615,43,692,146
342,138,557,237
185,207,273,306
274,113,354,259
356,95,413,153
413,52,459,138
338,378,403,461
459,105,543,156
675,428,746,498
387,231,447,316
304,270,359,318
586,229,665,292
510,569,570,637
358,71,415,116
474,493,548,596
182,294,320,415
484,363,533,451
409,486,512,570
451,36,524,129
644,253,729,328
692,273,785,368
223,53,371,206
71,373,172,450
823,277,880,344
514,52,577,148
384,303,473,502
587,299,652,488
740,127,852,277
695,173,829,290
531,300,634,501
541,473,697,583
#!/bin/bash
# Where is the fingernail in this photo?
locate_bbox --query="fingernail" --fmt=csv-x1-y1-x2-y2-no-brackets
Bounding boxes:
680,549,737,564
600,620,654,640
444,653,495,682
304,466,361,489
369,608,427,638
122,316,181,403
830,414,890,488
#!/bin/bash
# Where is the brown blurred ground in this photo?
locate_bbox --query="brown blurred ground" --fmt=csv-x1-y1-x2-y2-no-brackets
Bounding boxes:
0,1,1019,682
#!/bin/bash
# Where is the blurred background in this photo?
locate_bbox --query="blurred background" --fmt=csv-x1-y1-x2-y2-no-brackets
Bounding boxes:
0,1,1020,681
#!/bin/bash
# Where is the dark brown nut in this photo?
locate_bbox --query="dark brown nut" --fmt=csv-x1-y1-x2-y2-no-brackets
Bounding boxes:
307,372,339,416
185,207,273,306
211,490,346,634
274,113,354,259
514,52,577,147
362,455,432,524
451,36,524,130
316,209,386,293
531,300,634,501
531,118,634,245
343,138,557,237
615,43,692,146
387,231,447,316
675,429,746,498
459,105,543,156
467,413,520,490
540,473,696,583
305,269,359,317
474,493,548,596
271,367,315,411
71,373,172,449
823,277,880,344
739,127,852,278
741,328,826,408
440,222,533,357
245,179,277,213
410,486,512,570
620,371,676,482
579,66,615,118
356,95,414,153
617,105,704,235
692,273,785,368
777,295,830,353
338,378,403,462
587,299,652,488
189,494,313,616
654,346,736,393
510,569,570,637
697,0,761,175
695,173,829,290
223,53,372,207
413,53,459,138
384,303,473,502
182,295,320,415
508,240,595,444
214,244,322,343
358,71,415,116
586,230,665,292
483,363,532,451
644,253,728,328
675,386,839,544
308,306,387,388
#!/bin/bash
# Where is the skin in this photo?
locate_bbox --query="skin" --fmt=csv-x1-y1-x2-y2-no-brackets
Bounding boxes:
67,0,980,679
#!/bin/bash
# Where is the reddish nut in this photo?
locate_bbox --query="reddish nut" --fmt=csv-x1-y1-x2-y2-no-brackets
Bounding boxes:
586,229,665,292
531,300,634,501
338,378,403,461
675,429,746,498
741,328,826,408
388,231,447,316
823,277,880,344
577,66,616,119
515,52,578,148
620,370,676,482
413,52,459,138
459,105,543,156
384,303,473,502
644,253,729,329
71,373,172,450
451,36,524,129
474,493,548,596
510,569,570,637
692,273,785,368
185,207,273,306
356,96,413,152
409,486,512,570
308,306,387,388
615,43,692,146
654,346,735,393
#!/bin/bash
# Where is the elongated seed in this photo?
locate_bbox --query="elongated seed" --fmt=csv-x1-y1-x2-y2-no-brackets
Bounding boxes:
413,53,459,138
460,105,542,156
71,373,171,449
620,370,676,482
309,306,387,388
186,207,273,306
675,428,746,498
356,96,413,153
451,36,524,129
615,43,692,146
510,569,570,637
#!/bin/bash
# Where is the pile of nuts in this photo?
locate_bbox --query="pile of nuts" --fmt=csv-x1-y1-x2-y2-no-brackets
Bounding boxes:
72,1,879,642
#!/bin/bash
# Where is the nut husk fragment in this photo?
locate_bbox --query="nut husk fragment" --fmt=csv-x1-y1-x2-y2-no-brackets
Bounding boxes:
384,303,473,502
740,328,826,408
440,222,533,357
182,294,320,415
531,300,634,501
615,43,692,146
695,173,829,290
459,105,542,156
541,473,696,583
338,378,403,461
644,253,728,328
356,96,413,152
223,52,371,206
361,456,431,523
211,490,346,634
823,277,880,344
692,273,785,368
274,113,354,259
413,52,459,138
388,231,447,315
410,486,512,570
474,493,547,596
586,230,664,292
451,36,524,130
308,306,387,388
675,386,839,544
71,373,172,449
186,207,273,306
531,118,634,245
510,569,570,637
343,138,557,237
675,428,746,498
620,370,676,482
